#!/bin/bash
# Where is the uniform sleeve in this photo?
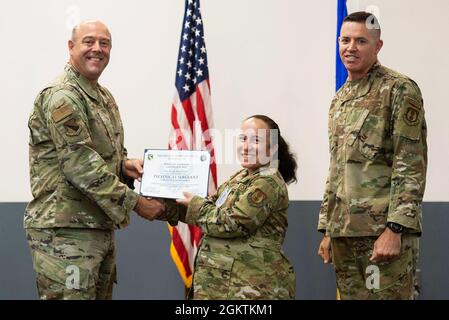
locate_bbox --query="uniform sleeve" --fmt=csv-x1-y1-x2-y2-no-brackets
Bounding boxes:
387,81,427,232
162,199,187,225
318,110,334,233
162,188,221,226
183,176,278,238
46,89,139,225
318,176,330,233
119,147,135,190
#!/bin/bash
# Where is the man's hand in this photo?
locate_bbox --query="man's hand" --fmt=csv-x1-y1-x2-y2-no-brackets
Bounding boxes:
370,228,402,262
318,235,332,264
123,159,144,181
176,192,194,207
134,196,165,221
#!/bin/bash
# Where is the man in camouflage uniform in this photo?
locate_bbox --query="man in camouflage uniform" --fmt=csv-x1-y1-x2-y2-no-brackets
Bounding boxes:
317,12,427,299
25,20,164,299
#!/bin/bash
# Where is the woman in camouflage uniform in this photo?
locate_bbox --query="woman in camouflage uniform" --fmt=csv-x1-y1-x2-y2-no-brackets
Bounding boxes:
167,115,297,299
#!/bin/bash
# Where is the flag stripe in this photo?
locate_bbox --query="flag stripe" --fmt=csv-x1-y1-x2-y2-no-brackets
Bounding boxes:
181,98,195,133
168,225,193,286
189,224,202,247
170,104,189,150
194,81,217,188
171,226,193,276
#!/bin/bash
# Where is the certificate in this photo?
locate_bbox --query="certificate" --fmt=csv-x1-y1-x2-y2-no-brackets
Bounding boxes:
140,149,211,199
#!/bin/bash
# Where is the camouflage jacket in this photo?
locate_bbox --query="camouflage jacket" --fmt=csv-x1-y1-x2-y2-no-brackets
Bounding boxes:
166,168,296,299
25,64,138,230
318,62,427,237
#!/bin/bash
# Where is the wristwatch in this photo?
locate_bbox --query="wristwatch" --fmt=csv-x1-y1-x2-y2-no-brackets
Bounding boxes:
386,222,404,234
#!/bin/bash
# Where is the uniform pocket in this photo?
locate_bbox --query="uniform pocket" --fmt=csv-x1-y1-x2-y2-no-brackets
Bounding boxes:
89,110,116,159
347,109,387,160
249,239,295,299
194,250,234,299
371,249,414,296
31,249,92,290
30,158,59,195
249,238,281,251
96,110,114,139
196,250,234,271
346,109,370,147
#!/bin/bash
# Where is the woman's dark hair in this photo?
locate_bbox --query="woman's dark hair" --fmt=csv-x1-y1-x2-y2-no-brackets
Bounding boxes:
246,115,298,184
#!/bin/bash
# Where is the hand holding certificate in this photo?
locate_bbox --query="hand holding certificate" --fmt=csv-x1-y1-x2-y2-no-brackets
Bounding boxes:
140,149,210,199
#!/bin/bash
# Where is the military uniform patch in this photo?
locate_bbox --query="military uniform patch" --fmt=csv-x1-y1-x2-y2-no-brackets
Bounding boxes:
63,118,81,136
404,105,420,126
394,96,423,141
52,105,73,123
237,183,247,193
247,188,267,207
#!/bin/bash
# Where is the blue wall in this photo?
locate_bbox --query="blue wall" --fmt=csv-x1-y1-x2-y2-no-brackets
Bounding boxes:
0,202,447,299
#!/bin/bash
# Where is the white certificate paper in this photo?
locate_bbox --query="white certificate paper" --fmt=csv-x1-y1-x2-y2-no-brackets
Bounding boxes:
140,149,211,199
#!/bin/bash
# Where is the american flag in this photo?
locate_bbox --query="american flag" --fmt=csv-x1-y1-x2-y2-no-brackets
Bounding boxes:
168,0,217,288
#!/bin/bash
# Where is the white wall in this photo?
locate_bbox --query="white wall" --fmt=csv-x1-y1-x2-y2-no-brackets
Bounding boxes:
1,0,448,202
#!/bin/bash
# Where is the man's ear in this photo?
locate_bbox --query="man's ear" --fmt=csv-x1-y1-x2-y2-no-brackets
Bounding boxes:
375,39,383,54
68,40,74,52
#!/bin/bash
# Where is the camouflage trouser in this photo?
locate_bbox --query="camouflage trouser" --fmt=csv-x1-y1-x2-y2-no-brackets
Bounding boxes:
331,235,419,300
26,228,116,300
